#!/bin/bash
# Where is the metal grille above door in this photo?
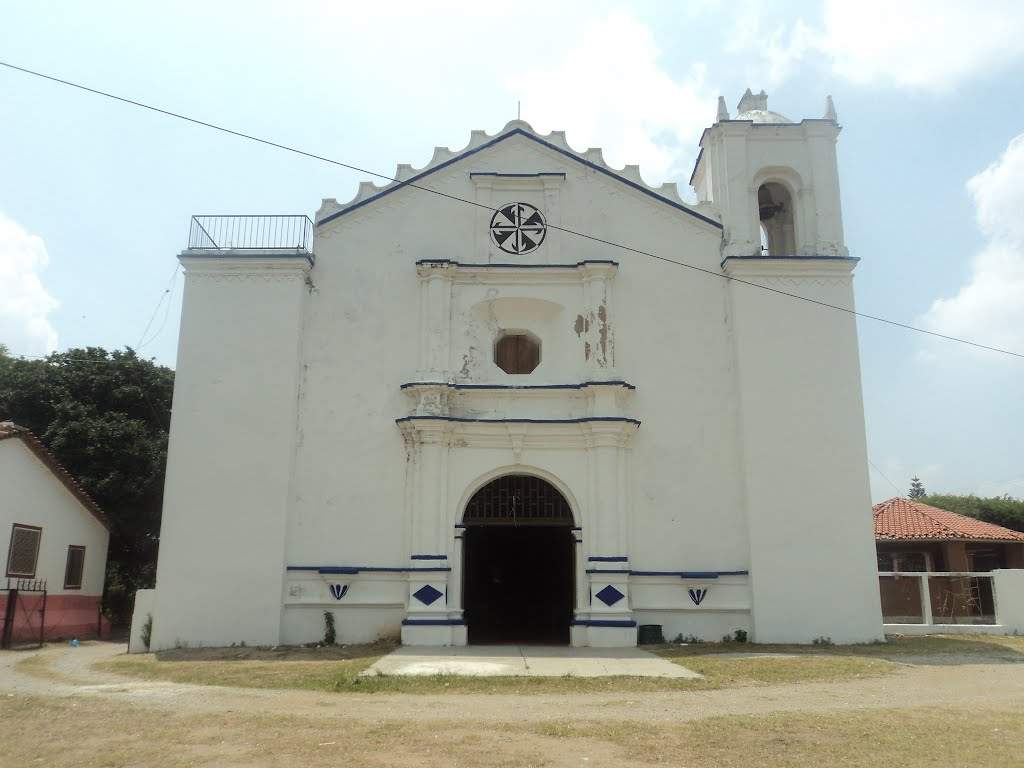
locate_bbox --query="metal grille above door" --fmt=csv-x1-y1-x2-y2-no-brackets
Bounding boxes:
463,475,573,526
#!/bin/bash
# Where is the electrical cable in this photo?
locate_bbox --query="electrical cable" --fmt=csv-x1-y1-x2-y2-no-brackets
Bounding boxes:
1,59,1021,359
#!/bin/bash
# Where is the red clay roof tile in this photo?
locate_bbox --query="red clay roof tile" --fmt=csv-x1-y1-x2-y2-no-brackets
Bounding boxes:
873,497,1024,543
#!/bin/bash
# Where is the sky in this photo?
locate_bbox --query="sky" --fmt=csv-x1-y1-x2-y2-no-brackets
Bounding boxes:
1,0,1022,502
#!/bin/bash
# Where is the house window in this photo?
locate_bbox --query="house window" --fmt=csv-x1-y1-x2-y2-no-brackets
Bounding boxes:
64,545,86,589
968,548,1000,572
6,524,42,578
877,551,929,572
495,332,541,374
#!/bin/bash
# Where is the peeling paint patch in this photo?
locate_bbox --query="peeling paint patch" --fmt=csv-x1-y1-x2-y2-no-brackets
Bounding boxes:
597,303,609,363
574,314,587,337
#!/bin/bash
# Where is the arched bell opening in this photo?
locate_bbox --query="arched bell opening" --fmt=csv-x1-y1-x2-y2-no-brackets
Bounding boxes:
462,474,575,644
758,181,797,256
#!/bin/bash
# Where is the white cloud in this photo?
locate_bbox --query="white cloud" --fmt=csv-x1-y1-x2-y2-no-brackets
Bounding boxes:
920,134,1024,356
744,1,1024,92
0,212,59,356
508,11,716,185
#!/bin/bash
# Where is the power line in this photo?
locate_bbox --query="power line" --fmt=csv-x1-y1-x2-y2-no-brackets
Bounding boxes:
135,265,181,349
868,460,904,496
2,59,1022,360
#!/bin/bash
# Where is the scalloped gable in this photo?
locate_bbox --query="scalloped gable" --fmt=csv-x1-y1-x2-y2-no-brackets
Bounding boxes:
316,120,721,230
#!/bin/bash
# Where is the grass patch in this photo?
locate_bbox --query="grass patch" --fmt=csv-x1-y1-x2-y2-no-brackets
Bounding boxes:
656,633,1024,658
2,694,1021,767
84,634,1022,697
521,706,1024,767
95,643,896,695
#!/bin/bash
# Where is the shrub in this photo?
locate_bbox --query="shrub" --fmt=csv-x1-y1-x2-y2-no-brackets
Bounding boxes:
323,611,336,646
140,614,152,651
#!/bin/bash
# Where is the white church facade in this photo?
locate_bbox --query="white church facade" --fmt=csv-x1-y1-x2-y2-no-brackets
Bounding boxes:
149,90,884,649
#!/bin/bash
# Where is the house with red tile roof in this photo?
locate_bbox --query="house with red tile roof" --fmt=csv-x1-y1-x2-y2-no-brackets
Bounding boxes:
0,422,110,646
873,497,1024,631
874,497,1024,573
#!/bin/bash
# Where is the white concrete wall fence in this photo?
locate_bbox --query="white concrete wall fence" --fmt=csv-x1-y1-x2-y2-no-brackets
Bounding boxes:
993,569,1024,633
128,588,156,653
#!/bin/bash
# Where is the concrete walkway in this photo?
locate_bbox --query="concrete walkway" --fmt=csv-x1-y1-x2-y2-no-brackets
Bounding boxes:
364,644,701,678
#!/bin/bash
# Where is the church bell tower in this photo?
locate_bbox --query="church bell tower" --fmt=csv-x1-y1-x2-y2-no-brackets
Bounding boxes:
694,91,884,644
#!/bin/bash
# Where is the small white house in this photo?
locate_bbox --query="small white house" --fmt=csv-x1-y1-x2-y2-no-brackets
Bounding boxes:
150,89,884,649
0,422,109,643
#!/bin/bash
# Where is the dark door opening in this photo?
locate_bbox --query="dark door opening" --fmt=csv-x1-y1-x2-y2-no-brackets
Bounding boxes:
464,526,574,644
462,475,574,644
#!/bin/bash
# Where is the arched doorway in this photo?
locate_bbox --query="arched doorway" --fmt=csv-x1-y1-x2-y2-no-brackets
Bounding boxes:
462,474,574,644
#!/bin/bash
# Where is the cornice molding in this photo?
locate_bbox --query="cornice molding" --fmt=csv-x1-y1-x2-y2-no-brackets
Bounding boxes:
396,416,639,450
415,259,618,285
721,255,858,280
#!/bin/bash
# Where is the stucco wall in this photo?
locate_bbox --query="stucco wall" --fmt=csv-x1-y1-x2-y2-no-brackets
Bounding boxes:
292,135,745,570
725,258,883,643
150,255,310,651
283,133,750,644
0,439,108,597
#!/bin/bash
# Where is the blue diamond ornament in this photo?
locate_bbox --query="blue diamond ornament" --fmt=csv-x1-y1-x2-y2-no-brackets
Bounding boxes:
595,584,624,606
413,584,443,606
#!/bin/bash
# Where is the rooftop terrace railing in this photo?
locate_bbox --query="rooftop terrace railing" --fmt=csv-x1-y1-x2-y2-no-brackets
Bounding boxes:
187,215,313,252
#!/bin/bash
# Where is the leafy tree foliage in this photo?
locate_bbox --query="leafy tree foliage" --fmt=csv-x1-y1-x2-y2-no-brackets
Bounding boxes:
908,477,927,499
0,346,173,622
922,494,1024,534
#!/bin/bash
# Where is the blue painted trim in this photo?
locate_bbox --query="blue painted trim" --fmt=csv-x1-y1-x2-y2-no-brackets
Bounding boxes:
401,619,465,626
317,128,722,230
688,146,704,186
415,258,619,269
396,416,640,426
400,380,635,391
571,527,582,531
287,565,452,574
469,172,566,178
626,570,749,578
571,619,637,628
588,556,628,562
410,555,448,560
586,569,629,574
719,255,860,270
454,523,466,529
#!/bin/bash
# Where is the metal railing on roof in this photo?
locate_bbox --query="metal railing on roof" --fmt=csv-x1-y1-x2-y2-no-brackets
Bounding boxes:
187,215,313,251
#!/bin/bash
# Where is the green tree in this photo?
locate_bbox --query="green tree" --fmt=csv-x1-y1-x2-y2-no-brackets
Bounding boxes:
0,346,173,623
908,477,926,499
922,494,1024,534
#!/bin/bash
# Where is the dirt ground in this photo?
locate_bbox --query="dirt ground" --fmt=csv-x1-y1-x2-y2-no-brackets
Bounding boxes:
2,641,1023,767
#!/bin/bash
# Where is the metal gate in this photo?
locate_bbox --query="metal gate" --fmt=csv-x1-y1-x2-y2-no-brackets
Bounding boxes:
1,578,48,649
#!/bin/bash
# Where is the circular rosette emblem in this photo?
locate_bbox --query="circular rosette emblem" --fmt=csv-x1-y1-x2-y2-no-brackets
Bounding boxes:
489,202,547,255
